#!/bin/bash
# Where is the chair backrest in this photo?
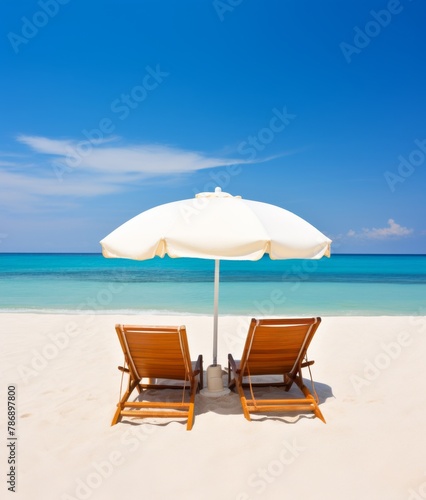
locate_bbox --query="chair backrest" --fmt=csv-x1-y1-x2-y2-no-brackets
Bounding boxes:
115,324,193,381
239,317,321,378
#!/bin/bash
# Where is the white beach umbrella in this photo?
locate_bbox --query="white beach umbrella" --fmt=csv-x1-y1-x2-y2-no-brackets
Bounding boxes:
100,187,331,367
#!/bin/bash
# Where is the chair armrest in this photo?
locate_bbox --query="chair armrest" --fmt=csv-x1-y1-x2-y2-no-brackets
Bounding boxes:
228,353,238,374
301,360,315,368
193,354,203,374
118,366,129,373
193,355,203,389
228,354,240,387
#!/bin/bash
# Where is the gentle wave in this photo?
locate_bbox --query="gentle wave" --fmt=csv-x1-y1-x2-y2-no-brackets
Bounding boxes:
2,270,426,284
1,254,426,315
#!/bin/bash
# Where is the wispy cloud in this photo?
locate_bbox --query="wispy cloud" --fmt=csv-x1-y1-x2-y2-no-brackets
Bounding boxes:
1,134,273,211
347,219,413,239
16,135,254,175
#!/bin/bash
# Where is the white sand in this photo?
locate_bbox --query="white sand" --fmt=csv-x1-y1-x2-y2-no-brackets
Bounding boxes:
1,313,426,500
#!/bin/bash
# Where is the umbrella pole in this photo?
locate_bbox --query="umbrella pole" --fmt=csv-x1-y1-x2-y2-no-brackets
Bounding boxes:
213,259,220,366
200,258,230,396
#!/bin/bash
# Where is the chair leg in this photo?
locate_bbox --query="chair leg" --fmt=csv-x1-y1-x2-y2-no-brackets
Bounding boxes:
241,397,251,421
111,404,123,426
313,405,326,423
111,378,140,426
186,380,198,430
234,378,251,421
297,377,326,424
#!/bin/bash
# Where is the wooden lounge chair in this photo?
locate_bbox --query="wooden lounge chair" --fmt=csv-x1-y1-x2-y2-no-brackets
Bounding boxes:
228,317,325,423
112,324,203,430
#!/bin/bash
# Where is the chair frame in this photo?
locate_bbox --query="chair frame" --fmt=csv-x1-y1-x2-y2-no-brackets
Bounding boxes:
228,317,325,423
112,324,203,430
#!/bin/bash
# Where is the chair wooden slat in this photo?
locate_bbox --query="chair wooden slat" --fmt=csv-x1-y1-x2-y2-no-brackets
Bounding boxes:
112,324,203,430
228,317,325,423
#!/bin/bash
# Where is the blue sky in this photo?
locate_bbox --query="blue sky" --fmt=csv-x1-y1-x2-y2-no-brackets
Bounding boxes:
1,0,425,253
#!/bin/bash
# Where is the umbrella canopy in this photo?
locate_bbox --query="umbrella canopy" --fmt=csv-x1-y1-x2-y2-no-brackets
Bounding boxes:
101,187,331,261
100,187,331,364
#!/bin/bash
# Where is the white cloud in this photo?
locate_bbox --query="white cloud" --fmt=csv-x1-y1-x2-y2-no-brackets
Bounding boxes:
0,134,267,211
347,219,413,239
17,135,75,155
16,135,251,175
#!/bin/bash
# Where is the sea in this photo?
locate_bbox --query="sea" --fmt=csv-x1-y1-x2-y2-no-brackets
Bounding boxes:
0,253,425,316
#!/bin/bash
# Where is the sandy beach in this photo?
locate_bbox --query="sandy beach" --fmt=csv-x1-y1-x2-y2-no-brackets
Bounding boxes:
1,313,426,500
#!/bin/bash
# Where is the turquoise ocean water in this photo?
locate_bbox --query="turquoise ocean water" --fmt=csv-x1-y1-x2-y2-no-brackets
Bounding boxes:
0,253,425,316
